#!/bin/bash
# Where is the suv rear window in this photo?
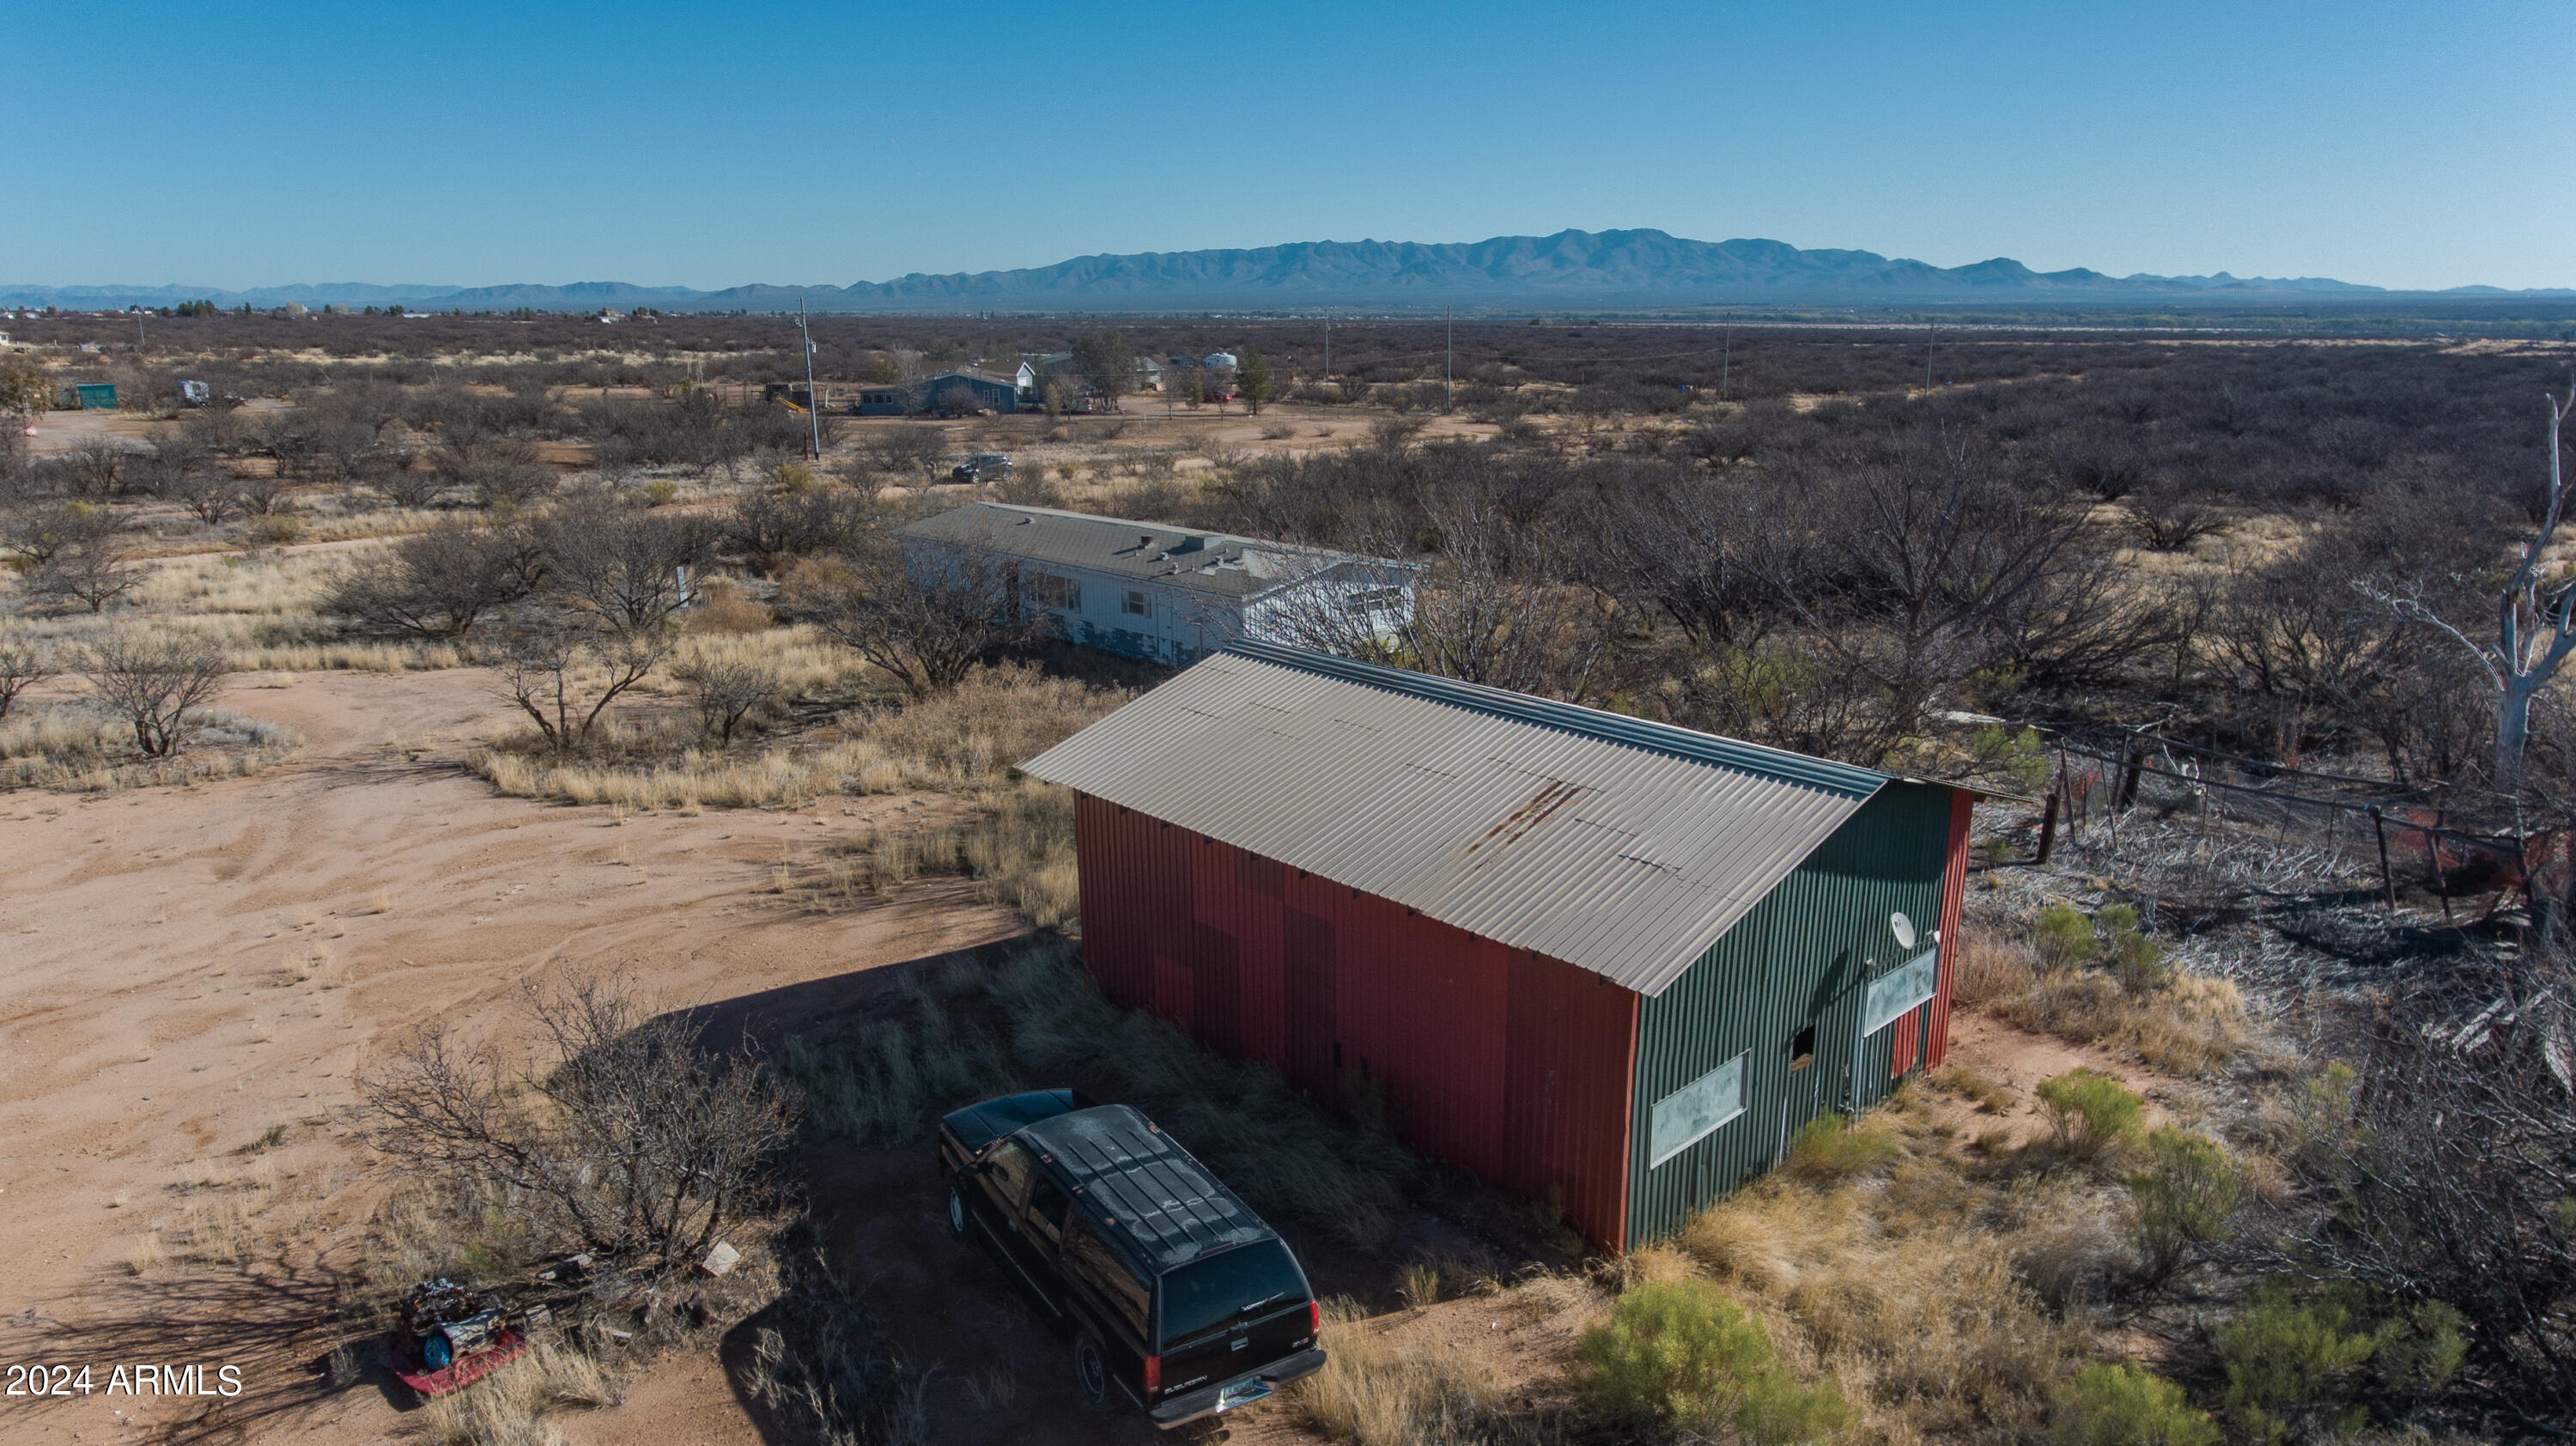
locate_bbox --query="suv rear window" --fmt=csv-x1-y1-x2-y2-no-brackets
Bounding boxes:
1157,1240,1307,1346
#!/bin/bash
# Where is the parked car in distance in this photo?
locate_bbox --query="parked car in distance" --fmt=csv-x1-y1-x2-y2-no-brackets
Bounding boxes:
951,453,1012,482
938,1091,1325,1427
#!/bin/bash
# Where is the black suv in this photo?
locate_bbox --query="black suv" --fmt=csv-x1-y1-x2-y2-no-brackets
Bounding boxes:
938,1091,1326,1427
951,453,1012,482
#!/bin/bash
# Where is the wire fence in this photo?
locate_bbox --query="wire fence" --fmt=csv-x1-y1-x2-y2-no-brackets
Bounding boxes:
2020,725,2566,925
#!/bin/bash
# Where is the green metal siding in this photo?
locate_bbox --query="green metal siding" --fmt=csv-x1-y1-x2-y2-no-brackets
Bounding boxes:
75,384,118,410
1623,781,1955,1248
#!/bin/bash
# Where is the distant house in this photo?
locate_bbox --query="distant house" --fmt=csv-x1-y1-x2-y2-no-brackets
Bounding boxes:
922,369,1021,415
981,358,1037,398
854,385,906,416
896,501,1420,665
1203,351,1239,372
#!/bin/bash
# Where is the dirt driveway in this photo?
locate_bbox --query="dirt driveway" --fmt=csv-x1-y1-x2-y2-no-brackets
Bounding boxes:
0,670,1029,1443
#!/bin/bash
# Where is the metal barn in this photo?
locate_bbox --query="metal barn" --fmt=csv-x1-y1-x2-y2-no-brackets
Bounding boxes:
1022,643,1974,1251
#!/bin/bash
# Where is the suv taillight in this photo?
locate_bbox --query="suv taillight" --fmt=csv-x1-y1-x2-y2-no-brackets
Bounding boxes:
1143,1353,1161,1396
1309,1298,1321,1339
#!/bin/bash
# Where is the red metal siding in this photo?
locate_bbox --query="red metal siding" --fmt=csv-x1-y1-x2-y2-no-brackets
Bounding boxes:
1922,788,1975,1071
1073,793,1638,1249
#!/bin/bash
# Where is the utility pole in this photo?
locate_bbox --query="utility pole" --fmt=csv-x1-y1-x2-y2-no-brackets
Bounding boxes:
1924,319,1935,394
1444,305,1454,412
1322,313,1330,381
135,310,145,352
1721,324,1731,395
797,297,822,459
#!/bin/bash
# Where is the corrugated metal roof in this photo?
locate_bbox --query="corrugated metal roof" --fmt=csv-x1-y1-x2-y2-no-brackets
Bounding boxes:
1021,641,1892,997
897,501,1416,601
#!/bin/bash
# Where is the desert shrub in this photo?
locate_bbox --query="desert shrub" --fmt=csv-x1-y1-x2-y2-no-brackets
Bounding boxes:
2217,1280,2466,1444
1582,1278,1847,1445
724,482,872,575
2036,1069,2144,1164
1782,1112,1899,1182
328,519,539,637
672,654,784,744
0,627,52,720
358,971,797,1273
2050,1362,2218,1446
2033,905,2098,967
1298,1298,1531,1446
2128,1129,2244,1286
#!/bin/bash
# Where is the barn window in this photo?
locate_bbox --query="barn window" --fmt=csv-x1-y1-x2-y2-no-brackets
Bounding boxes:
1122,589,1149,616
1861,948,1941,1036
1649,1052,1747,1168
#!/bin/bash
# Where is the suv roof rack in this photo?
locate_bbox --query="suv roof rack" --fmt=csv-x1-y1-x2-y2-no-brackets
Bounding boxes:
1019,1105,1270,1271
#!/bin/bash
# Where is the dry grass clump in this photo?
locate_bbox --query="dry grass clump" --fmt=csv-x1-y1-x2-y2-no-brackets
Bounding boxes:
1673,1092,2103,1443
669,622,853,698
1297,1297,1542,1446
415,1338,631,1446
846,661,1128,787
471,659,1121,813
477,732,903,811
1956,920,2245,1074
794,783,1078,927
1,705,301,792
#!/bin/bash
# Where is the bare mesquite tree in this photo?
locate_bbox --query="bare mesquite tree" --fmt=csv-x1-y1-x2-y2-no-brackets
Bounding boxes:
83,632,228,757
360,971,798,1273
20,505,143,613
795,544,1036,699
674,656,784,744
864,428,950,490
330,519,542,638
2373,391,2576,797
0,628,54,720
492,616,672,754
533,489,711,632
1273,483,1616,700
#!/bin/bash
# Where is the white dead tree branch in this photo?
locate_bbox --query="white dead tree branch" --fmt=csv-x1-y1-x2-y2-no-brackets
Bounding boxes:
2362,387,2576,803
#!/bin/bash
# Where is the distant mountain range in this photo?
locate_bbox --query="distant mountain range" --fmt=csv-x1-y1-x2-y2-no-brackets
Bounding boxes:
7,229,2569,313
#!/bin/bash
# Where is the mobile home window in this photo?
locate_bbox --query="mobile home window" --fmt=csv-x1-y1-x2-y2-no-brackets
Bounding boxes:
1032,573,1081,611
1121,589,1149,616
1861,948,1941,1036
1649,1051,1748,1168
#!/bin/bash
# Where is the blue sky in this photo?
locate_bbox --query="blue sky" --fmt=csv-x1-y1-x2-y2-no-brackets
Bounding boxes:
10,1,2571,290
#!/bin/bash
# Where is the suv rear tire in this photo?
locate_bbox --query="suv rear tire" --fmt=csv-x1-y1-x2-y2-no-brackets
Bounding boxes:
945,1185,968,1241
1072,1332,1109,1408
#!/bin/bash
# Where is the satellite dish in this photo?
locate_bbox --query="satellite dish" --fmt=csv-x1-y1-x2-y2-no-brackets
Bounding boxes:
1891,912,1918,951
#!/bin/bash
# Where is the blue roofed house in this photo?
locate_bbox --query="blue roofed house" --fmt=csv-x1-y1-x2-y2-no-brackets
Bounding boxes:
896,501,1420,665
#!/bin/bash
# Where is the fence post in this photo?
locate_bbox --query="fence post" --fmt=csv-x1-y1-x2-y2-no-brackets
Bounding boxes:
2035,778,2062,866
2428,811,2453,922
2369,805,2396,912
2117,739,2146,811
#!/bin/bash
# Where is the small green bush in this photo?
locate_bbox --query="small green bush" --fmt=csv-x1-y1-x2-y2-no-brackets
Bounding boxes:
2032,905,2097,967
1970,723,2053,793
2128,1129,2243,1285
1783,1112,1899,1181
2050,1362,2218,1446
2035,1068,2143,1163
2218,1279,2466,1443
1583,1279,1848,1446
